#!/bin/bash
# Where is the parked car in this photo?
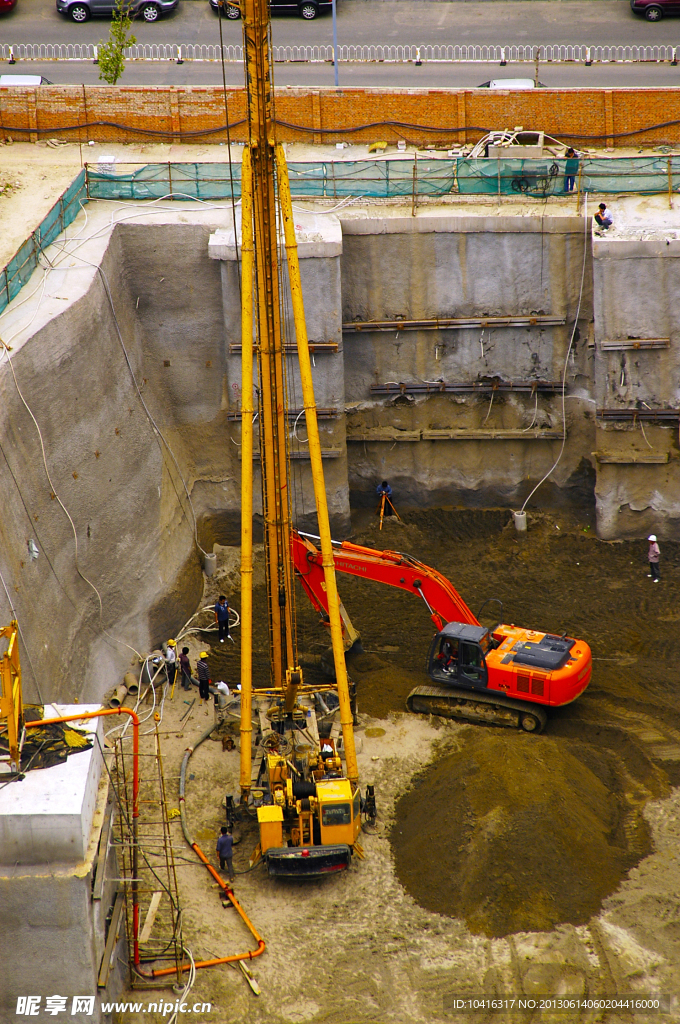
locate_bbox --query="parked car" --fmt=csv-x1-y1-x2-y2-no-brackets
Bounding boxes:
56,0,177,22
0,75,53,84
630,0,676,19
477,79,546,90
210,0,329,20
0,0,18,13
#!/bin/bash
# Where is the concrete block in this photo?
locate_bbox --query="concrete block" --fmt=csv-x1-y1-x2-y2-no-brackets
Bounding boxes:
209,210,342,260
0,705,104,866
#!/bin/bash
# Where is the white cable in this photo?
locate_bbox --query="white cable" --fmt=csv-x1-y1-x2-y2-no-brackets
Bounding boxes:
167,945,196,1024
292,408,309,444
0,335,143,661
522,389,539,431
520,195,589,514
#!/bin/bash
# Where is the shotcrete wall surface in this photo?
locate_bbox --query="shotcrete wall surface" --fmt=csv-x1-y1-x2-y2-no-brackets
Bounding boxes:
592,195,680,539
1,189,678,704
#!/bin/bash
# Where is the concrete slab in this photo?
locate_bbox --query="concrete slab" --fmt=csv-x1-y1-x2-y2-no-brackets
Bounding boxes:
0,704,104,865
209,208,342,260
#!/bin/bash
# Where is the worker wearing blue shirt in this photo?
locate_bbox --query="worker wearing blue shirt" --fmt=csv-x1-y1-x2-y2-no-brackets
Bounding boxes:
214,595,231,643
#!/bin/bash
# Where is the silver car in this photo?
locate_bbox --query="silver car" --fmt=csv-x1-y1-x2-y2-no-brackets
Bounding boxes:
56,0,177,22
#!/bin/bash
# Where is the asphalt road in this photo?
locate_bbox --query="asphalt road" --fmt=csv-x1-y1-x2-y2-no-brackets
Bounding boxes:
2,0,680,87
2,0,679,47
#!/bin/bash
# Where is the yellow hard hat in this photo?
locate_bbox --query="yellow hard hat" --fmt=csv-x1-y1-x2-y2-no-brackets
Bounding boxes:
200,651,209,659
167,639,176,647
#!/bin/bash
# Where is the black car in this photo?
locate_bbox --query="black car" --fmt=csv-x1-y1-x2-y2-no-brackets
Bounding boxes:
630,0,679,18
56,0,177,21
210,0,329,19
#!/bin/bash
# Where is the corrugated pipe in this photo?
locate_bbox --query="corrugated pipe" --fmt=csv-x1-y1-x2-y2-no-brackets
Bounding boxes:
150,723,265,978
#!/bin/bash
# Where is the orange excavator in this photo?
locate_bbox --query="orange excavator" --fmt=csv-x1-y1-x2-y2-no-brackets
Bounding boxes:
291,531,592,734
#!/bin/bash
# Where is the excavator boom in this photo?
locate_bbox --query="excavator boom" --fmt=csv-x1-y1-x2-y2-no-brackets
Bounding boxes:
291,530,478,639
291,530,592,733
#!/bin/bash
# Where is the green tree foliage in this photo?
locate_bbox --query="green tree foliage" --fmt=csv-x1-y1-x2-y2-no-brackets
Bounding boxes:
97,0,137,86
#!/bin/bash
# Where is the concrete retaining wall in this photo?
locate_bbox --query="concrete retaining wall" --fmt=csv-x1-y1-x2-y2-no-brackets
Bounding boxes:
2,194,678,704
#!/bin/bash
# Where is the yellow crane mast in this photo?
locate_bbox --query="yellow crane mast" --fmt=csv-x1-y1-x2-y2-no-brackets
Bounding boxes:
237,0,366,876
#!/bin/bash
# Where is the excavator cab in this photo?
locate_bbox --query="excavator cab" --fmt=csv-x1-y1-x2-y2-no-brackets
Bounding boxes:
428,623,491,689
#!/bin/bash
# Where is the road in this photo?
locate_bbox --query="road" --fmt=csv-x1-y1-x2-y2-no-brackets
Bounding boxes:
1,0,680,86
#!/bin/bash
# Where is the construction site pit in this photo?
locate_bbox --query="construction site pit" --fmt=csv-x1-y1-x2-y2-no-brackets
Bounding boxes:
140,505,680,1024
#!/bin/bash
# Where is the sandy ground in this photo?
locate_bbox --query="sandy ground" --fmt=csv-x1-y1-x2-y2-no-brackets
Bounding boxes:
109,510,680,1024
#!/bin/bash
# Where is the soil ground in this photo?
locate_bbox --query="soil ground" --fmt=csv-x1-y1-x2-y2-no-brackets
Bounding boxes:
113,508,680,1024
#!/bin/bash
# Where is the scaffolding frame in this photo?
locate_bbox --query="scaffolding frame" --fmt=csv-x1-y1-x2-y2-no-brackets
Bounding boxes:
111,717,184,988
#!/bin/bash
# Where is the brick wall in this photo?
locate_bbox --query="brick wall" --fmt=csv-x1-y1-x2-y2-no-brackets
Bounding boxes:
1,85,679,147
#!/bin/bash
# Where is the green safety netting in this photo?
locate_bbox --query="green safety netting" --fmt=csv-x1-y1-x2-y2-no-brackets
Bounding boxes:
457,156,680,197
84,159,458,201
0,169,86,315
3,156,680,316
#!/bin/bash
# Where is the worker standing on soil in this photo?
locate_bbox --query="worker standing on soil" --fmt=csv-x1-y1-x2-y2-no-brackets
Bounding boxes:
214,595,232,643
216,826,235,881
165,639,177,690
179,646,192,690
376,480,396,517
648,535,661,582
197,652,212,710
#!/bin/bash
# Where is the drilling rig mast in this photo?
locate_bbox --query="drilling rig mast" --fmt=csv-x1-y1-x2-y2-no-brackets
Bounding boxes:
237,0,366,875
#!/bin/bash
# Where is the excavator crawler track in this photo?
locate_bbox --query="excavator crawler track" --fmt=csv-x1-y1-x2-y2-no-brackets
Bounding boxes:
406,685,548,733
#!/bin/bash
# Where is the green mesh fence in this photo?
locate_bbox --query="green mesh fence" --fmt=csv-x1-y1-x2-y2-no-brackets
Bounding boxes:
0,169,86,315
457,156,679,197
2,157,679,317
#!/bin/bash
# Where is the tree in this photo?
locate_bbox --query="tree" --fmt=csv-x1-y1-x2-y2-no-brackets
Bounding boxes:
97,0,137,86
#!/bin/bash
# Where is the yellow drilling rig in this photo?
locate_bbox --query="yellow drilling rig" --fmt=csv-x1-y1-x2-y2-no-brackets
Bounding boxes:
235,0,373,876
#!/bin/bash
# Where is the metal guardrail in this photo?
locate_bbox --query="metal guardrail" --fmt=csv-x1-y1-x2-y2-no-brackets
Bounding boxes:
2,42,680,64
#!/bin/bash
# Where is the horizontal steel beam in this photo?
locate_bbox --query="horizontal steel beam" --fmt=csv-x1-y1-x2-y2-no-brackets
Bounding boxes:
347,429,564,441
344,315,566,333
227,407,337,422
229,342,338,354
600,338,670,351
597,409,679,422
371,380,564,395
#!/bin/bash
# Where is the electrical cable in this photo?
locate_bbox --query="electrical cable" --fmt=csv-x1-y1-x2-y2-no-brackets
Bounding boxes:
4,115,680,143
0,333,143,661
520,194,589,513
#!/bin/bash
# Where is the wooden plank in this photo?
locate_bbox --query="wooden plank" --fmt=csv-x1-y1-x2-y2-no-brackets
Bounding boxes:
345,430,421,443
594,450,669,464
139,891,163,944
92,800,115,902
97,890,125,989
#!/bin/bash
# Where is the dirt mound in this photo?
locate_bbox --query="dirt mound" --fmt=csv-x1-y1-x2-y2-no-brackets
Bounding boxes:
391,730,666,938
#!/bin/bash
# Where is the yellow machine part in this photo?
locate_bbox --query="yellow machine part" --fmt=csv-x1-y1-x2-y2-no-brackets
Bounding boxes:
316,778,356,847
257,805,283,853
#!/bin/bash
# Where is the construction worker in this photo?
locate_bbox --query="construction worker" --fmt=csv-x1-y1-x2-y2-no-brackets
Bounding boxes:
216,826,235,881
179,646,192,690
376,480,395,518
647,534,661,582
165,639,177,690
214,595,232,643
197,652,211,711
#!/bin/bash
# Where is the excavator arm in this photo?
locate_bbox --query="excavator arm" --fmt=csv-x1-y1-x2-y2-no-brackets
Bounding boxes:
291,531,479,647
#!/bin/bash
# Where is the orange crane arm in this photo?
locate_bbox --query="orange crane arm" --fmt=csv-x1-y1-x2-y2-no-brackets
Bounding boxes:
291,530,479,634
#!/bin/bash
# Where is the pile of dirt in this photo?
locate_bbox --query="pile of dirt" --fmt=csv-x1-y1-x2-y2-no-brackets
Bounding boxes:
391,729,667,938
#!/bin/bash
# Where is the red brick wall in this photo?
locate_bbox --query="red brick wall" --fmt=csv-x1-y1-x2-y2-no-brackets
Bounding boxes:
0,85,679,147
